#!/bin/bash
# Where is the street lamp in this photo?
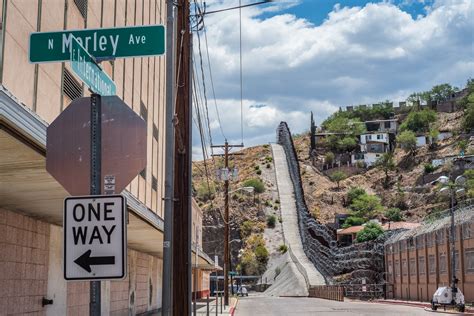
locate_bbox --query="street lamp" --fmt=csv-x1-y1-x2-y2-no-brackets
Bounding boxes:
433,175,467,302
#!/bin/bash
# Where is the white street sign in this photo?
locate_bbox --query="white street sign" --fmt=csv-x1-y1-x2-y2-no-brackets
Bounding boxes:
64,195,126,280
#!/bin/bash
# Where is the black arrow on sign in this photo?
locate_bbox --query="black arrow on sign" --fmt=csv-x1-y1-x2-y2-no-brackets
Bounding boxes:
74,249,115,273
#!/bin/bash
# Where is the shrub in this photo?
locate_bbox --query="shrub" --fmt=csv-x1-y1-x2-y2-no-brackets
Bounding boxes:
275,199,280,204
264,200,272,207
274,267,281,279
243,178,265,193
384,208,403,222
278,244,288,254
254,245,269,265
342,216,366,228
266,215,277,228
263,144,269,149
355,222,385,243
256,170,262,175
196,183,216,202
278,216,283,223
266,163,271,169
240,221,254,238
325,152,335,165
347,187,366,205
273,205,278,210
265,156,273,163
254,165,260,171
424,163,436,174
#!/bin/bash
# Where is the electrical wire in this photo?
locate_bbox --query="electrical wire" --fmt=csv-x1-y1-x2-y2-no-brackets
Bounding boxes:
239,0,244,145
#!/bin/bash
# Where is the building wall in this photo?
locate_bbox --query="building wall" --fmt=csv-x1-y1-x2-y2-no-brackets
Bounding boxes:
385,221,474,303
0,0,166,218
360,133,389,145
0,208,164,315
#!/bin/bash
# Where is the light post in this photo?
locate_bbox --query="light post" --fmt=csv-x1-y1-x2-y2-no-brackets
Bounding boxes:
435,175,467,299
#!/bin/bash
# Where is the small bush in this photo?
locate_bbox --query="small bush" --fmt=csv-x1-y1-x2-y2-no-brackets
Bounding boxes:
330,170,347,188
424,163,436,174
240,221,254,238
355,222,384,243
256,170,262,175
278,216,283,223
243,178,265,193
275,199,280,204
266,215,277,228
196,183,216,202
264,200,272,207
273,205,279,210
325,152,335,165
274,267,281,279
309,181,314,186
254,245,269,265
263,144,269,149
265,156,273,163
278,244,288,254
266,163,271,169
384,208,403,222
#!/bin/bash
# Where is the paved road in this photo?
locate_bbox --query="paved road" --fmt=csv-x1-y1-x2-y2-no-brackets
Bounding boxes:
235,295,430,316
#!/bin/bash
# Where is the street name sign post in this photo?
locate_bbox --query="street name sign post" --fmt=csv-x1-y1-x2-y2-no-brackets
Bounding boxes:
64,195,126,280
30,25,165,63
71,36,116,96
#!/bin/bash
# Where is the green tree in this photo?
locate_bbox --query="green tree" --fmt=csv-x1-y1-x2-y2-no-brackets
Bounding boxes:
397,130,417,154
342,216,366,228
350,193,383,220
464,169,474,198
384,208,403,222
374,152,395,187
429,83,459,102
243,178,265,193
330,170,347,189
196,183,216,202
400,109,437,133
347,187,366,205
355,222,385,243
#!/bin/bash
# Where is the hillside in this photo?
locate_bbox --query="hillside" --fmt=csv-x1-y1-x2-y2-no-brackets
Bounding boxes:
294,109,472,225
193,145,285,276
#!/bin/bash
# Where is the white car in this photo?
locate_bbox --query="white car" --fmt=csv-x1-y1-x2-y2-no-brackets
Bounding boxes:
237,286,248,297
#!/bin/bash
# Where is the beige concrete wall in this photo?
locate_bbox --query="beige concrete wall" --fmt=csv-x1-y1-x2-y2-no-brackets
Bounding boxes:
1,0,167,218
0,208,164,315
0,207,50,315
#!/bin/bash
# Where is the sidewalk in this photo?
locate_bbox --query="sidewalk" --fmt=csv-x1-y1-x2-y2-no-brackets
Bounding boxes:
373,299,474,314
194,296,238,316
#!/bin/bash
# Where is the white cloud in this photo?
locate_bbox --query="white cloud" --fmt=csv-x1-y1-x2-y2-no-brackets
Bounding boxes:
191,0,474,160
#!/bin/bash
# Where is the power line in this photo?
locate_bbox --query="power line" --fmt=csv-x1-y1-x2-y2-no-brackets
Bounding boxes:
239,0,244,145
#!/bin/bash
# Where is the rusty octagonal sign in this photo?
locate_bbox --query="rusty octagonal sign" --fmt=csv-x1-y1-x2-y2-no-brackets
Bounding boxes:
46,96,147,196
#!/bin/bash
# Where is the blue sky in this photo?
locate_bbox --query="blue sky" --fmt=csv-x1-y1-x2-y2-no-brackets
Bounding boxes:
192,0,473,159
260,0,435,24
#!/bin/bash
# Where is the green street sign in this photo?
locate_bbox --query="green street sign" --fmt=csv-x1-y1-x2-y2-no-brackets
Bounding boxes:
30,25,165,63
71,36,116,96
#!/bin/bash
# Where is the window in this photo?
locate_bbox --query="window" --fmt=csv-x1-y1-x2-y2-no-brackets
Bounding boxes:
388,263,393,281
409,258,416,275
436,229,445,244
400,240,406,252
402,259,408,276
439,253,447,273
366,135,371,141
385,121,391,129
395,260,400,277
408,238,415,249
462,222,471,240
416,235,424,249
74,0,88,19
419,257,425,275
63,69,83,101
429,255,436,274
454,251,459,272
466,249,474,273
377,134,383,140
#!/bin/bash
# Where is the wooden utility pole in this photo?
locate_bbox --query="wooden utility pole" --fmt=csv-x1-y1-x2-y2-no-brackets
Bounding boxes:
172,0,192,315
212,141,243,306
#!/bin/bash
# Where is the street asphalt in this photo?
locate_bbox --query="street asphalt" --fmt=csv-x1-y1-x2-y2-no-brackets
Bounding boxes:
235,295,431,316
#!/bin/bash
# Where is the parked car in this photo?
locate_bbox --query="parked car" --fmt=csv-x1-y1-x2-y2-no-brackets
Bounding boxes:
237,285,248,297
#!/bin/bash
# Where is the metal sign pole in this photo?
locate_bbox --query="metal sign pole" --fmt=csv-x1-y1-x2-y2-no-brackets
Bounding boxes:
90,93,102,316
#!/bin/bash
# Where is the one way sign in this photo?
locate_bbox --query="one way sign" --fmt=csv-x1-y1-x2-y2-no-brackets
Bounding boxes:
64,195,126,280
